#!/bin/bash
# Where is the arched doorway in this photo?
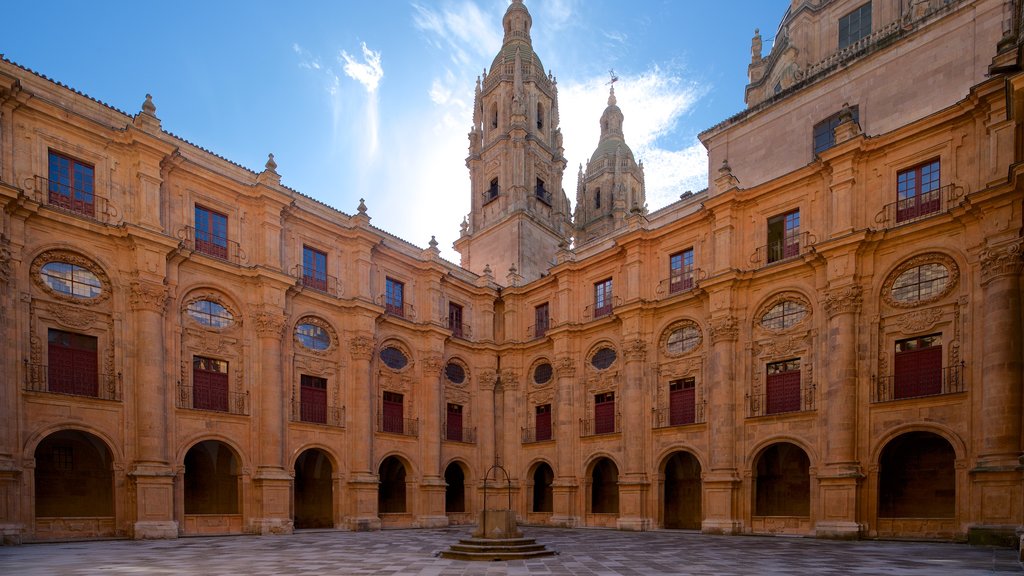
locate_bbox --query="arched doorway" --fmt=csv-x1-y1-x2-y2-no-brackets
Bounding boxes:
754,442,810,517
662,451,701,529
531,462,554,513
34,429,115,538
879,432,955,521
378,456,407,514
589,458,619,516
183,440,241,534
294,449,333,529
444,462,466,514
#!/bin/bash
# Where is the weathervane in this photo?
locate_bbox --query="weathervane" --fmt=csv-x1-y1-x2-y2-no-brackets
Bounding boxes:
607,69,619,85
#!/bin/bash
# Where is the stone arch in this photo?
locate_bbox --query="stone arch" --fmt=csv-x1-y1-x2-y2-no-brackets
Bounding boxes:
585,454,620,515
870,422,967,464
660,450,702,529
877,431,956,519
752,441,811,517
378,454,412,514
183,439,242,516
753,289,814,332
292,314,339,353
658,317,705,357
527,459,555,513
377,338,415,372
878,251,961,309
176,433,250,473
293,447,334,529
444,460,470,514
33,429,115,528
179,285,244,328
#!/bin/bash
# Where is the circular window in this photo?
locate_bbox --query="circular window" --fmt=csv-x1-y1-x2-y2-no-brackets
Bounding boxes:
445,362,466,384
533,362,553,385
891,262,949,304
761,300,807,330
591,347,617,370
380,346,408,370
296,323,331,350
666,323,701,355
186,299,233,328
40,261,102,299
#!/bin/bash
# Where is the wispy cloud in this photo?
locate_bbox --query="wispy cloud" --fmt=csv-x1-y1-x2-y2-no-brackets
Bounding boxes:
340,42,384,156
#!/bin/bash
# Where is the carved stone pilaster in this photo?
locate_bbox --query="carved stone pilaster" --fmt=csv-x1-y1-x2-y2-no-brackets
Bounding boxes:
980,239,1024,285
129,281,168,312
348,336,374,360
709,316,739,344
822,285,863,318
251,306,287,337
478,369,498,391
0,239,11,284
555,357,576,378
623,339,647,361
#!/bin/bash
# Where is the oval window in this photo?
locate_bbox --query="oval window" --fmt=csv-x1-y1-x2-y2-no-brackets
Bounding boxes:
891,263,949,304
761,300,807,330
40,261,102,298
186,299,233,328
380,346,408,370
666,323,701,355
296,323,331,351
591,347,617,370
533,362,553,385
445,362,466,384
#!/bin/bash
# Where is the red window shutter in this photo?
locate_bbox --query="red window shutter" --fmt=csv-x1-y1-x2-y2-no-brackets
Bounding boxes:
48,331,98,397
536,407,552,441
300,378,327,424
670,386,695,426
383,396,404,433
766,369,801,414
446,405,463,442
595,396,615,434
193,367,228,411
895,344,943,399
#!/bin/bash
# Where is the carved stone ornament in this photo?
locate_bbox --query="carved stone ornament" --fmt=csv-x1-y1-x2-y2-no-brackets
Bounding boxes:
881,252,959,309
252,306,287,337
708,315,739,343
422,355,444,375
30,250,112,305
555,356,576,378
348,335,374,359
478,369,498,390
0,240,12,284
894,307,944,334
45,302,98,329
529,388,554,406
445,386,470,405
500,369,519,390
979,239,1024,286
623,339,647,361
756,335,806,359
130,281,168,312
822,285,862,318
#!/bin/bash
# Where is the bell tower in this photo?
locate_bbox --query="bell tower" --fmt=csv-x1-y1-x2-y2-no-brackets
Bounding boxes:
454,0,571,284
574,83,646,246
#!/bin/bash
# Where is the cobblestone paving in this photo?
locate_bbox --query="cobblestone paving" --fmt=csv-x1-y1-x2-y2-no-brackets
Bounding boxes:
0,527,1020,575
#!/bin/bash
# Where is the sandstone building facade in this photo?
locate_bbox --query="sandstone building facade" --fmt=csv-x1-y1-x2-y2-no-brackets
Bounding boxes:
0,0,1022,544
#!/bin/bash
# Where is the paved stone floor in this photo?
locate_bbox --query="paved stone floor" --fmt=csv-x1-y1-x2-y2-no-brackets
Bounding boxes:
0,527,1020,575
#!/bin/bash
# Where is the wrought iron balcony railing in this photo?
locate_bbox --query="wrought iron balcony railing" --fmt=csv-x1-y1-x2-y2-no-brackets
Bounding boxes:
746,383,815,418
176,383,249,415
292,265,341,297
377,413,419,437
872,362,965,403
290,400,345,427
750,232,816,269
377,295,416,320
522,426,553,444
527,321,552,339
652,401,706,429
584,296,622,321
177,226,247,265
580,414,621,437
24,362,121,401
656,268,705,298
442,316,472,339
442,425,477,444
873,184,964,230
28,176,120,225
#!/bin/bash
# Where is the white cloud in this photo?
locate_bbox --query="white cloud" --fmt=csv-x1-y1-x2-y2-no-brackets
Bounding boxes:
340,42,384,157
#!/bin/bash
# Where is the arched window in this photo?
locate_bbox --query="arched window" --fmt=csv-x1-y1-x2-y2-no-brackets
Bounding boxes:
187,299,233,328
40,261,103,299
760,299,807,330
536,102,544,131
594,188,602,209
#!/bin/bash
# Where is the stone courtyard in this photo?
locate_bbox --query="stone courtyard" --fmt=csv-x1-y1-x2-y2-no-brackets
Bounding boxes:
0,528,1019,575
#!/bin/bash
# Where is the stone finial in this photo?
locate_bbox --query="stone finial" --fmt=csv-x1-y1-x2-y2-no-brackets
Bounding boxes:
751,29,762,63
357,198,367,215
715,159,740,191
429,235,438,249
608,84,617,106
142,93,157,115
460,217,469,236
719,159,733,175
265,153,278,173
134,93,161,130
483,263,493,278
838,102,854,124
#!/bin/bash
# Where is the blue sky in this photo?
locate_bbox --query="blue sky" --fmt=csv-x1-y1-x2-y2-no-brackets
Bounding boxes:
4,1,787,262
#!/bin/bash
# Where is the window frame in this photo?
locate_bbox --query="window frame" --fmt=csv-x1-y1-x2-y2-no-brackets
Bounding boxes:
766,209,801,264
669,248,694,293
594,278,613,318
838,2,872,50
194,205,229,259
813,106,859,155
896,159,941,223
301,245,328,291
385,277,405,317
534,302,550,338
448,302,464,338
47,150,96,217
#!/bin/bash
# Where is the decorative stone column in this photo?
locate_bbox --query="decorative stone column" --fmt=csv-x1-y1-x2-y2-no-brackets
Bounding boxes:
617,339,650,531
417,355,447,528
127,280,178,539
346,335,381,531
970,240,1024,542
702,315,741,535
249,305,292,535
0,240,22,544
816,285,863,539
477,369,498,472
550,357,579,527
